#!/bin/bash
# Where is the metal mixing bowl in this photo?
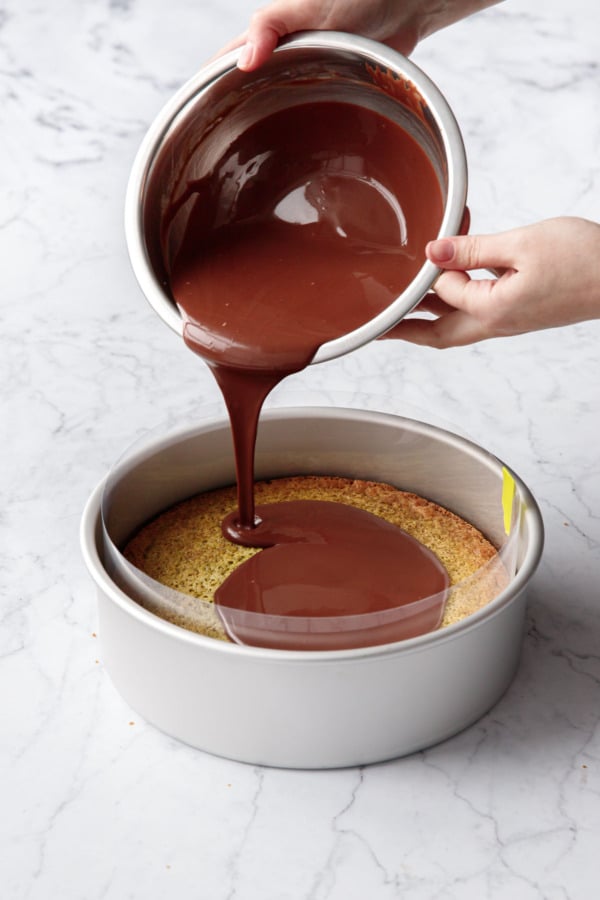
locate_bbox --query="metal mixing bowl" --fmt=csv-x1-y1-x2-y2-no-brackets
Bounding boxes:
124,32,468,363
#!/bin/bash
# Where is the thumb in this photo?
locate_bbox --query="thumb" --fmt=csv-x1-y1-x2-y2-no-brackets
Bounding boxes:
426,232,516,273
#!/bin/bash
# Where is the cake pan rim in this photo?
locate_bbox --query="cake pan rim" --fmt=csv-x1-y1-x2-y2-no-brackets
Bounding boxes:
81,478,543,664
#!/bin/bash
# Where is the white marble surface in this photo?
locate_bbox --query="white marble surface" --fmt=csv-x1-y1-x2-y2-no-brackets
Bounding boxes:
2,0,600,897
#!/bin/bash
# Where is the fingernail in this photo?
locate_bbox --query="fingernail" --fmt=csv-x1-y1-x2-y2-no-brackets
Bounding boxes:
427,239,455,263
237,41,255,70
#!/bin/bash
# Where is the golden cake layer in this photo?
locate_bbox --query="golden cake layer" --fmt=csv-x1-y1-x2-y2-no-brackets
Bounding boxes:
122,475,509,643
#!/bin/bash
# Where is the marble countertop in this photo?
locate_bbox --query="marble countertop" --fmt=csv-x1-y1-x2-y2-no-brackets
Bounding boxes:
2,0,599,897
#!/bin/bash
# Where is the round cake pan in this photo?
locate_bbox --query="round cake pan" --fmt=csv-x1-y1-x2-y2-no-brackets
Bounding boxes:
80,408,543,768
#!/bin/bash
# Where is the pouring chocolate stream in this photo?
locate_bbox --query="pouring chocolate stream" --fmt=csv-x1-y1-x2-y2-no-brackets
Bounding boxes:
166,99,449,644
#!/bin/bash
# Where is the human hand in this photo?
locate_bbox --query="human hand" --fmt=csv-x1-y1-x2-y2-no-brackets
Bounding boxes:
221,0,502,71
384,217,600,347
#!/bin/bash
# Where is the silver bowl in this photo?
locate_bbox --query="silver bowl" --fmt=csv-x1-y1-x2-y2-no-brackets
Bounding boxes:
80,408,543,768
124,32,468,363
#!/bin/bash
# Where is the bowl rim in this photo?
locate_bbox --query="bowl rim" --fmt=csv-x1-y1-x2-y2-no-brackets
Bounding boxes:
124,30,468,364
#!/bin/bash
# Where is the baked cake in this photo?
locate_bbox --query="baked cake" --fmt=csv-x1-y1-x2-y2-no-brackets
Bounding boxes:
122,475,509,643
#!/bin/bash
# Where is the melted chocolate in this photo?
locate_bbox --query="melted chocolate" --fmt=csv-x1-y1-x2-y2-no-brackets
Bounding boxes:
166,99,448,648
216,500,447,650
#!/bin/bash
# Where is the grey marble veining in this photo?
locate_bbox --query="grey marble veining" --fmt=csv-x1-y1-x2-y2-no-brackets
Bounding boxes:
1,1,600,897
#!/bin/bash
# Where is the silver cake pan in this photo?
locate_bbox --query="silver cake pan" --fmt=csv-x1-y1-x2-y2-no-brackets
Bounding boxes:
80,407,543,768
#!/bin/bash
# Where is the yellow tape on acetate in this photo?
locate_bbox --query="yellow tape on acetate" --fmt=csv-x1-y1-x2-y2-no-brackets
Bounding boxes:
502,466,516,534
